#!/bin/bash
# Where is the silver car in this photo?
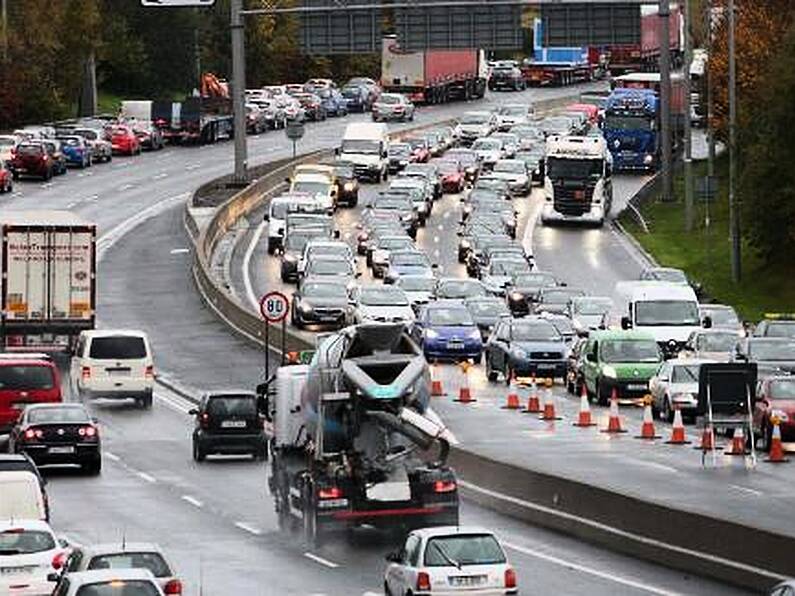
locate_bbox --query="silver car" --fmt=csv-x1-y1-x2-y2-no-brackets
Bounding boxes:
372,93,415,122
648,358,715,422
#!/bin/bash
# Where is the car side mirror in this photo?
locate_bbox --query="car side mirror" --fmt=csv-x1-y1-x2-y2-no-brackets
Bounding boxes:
334,230,341,239
702,316,712,329
284,177,291,185
621,316,632,330
432,263,439,269
385,551,401,563
263,213,270,221
355,272,362,278
334,147,340,156
47,572,60,582
188,408,198,416
586,353,596,363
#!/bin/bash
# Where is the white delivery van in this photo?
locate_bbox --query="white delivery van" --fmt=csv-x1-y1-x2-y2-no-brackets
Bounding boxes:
0,470,47,521
615,281,705,357
339,122,389,183
265,193,326,254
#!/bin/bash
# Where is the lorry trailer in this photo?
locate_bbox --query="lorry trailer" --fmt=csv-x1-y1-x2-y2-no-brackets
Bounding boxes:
521,19,600,87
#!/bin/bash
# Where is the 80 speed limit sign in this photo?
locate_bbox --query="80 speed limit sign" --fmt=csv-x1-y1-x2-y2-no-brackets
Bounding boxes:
259,291,289,324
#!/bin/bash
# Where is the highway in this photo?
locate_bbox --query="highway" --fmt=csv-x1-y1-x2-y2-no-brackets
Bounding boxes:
0,84,754,595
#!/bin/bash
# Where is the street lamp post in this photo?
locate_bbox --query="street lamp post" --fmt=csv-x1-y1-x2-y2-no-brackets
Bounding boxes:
728,0,741,282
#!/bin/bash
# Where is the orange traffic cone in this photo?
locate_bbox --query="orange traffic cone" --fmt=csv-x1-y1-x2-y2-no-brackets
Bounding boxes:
665,406,690,444
430,362,444,396
725,426,747,456
636,397,660,439
454,361,476,403
766,419,789,463
540,381,561,420
573,386,596,427
602,391,627,434
524,380,541,413
502,390,521,410
694,424,719,451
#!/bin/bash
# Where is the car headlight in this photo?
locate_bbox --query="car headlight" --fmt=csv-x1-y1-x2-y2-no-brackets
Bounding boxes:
771,409,790,422
602,365,617,379
425,329,439,339
672,392,697,403
417,204,428,214
468,329,481,340
466,166,477,174
460,239,471,249
511,348,527,359
284,253,298,263
401,214,413,223
644,154,654,164
509,292,524,302
400,160,409,166
299,302,313,314
344,182,355,191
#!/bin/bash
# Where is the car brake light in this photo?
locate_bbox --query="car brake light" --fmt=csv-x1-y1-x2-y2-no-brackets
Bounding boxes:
505,567,517,589
163,579,183,595
200,412,210,429
416,571,431,591
78,425,97,438
318,486,342,499
145,365,155,379
6,335,24,347
433,480,456,493
81,366,91,381
52,551,67,570
23,428,43,441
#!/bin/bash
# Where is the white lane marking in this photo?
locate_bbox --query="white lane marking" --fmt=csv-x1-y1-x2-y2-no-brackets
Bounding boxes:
304,552,339,569
503,541,681,596
729,484,763,497
186,163,201,171
137,472,157,484
66,201,78,209
118,183,135,192
243,219,267,311
170,248,190,255
155,392,193,415
234,522,262,536
181,495,203,508
459,480,788,582
154,172,168,180
104,452,120,462
626,459,679,474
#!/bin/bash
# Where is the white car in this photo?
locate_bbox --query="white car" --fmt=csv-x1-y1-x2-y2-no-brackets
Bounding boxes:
52,569,165,595
471,138,504,169
496,104,533,131
456,111,496,145
70,330,155,409
0,134,19,165
396,275,437,311
353,286,415,324
489,159,530,196
384,526,518,596
0,519,68,596
298,239,353,278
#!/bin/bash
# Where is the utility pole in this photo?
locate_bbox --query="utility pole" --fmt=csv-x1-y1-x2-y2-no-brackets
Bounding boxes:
231,0,248,186
683,0,694,231
728,0,740,282
659,0,673,202
706,0,715,179
194,8,202,88
1,0,7,63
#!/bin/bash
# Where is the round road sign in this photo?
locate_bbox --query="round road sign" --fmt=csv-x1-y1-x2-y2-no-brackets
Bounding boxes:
260,291,289,324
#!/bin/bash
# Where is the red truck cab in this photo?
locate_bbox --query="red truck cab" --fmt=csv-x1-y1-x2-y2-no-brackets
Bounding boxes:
0,356,62,433
9,142,54,181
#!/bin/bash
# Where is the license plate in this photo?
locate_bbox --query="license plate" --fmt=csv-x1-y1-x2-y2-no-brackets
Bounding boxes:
49,446,75,454
0,565,35,575
221,420,247,429
107,368,131,377
446,341,464,350
537,363,556,370
449,575,486,587
627,384,647,391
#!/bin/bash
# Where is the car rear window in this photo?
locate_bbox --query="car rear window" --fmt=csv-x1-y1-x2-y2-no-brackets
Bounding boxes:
424,534,506,566
0,528,55,554
0,365,55,390
89,337,147,359
88,552,171,577
76,582,161,596
207,396,257,417
18,145,42,156
29,406,90,424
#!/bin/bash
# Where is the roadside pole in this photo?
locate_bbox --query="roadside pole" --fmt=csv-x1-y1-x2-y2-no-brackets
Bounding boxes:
231,0,248,186
728,0,741,282
683,0,694,231
658,0,673,202
1,0,7,62
706,0,715,179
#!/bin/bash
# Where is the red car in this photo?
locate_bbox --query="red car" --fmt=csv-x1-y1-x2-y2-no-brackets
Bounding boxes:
405,137,430,163
0,356,62,433
8,142,54,181
107,125,141,156
753,375,795,449
437,159,465,193
0,162,13,193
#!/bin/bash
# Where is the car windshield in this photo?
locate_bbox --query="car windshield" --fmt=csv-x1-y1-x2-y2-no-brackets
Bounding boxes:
0,529,55,555
375,198,411,211
341,139,381,154
285,235,313,251
490,260,529,276
90,336,146,359
437,161,460,174
601,340,661,363
303,282,347,299
769,379,795,399
341,87,361,98
696,332,737,352
451,153,477,166
208,395,257,417
28,406,89,424
494,161,524,174
399,277,435,292
650,269,687,283
605,115,652,131
671,364,701,383
360,288,409,306
540,117,572,133
512,321,561,341
333,164,353,178
17,144,42,156
635,301,701,326
468,300,509,317
547,157,603,180
500,106,527,116
379,95,401,105
548,318,575,336
439,281,486,298
474,179,508,192
389,145,411,157
701,307,739,327
514,273,555,287
0,137,15,147
88,552,171,578
0,365,54,390
406,139,426,151
379,238,413,250
573,298,613,316
472,139,501,151
309,260,351,275
59,137,81,146
542,290,578,304
75,582,161,596
428,308,474,326
308,245,349,259
461,114,489,125
392,253,429,267
764,322,795,338
293,181,330,196
424,534,506,567
750,341,795,361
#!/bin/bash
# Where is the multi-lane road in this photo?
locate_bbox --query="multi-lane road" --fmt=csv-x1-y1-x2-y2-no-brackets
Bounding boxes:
0,84,752,594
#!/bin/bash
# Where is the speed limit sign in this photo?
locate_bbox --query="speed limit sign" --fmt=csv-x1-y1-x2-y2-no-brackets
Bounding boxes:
260,291,289,324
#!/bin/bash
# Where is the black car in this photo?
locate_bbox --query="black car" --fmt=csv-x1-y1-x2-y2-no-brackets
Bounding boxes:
388,143,412,174
341,85,370,112
190,391,267,462
465,296,510,340
9,404,101,475
281,228,327,283
485,317,568,383
534,287,586,316
735,337,795,377
507,271,560,316
489,65,526,92
291,279,352,330
323,160,358,207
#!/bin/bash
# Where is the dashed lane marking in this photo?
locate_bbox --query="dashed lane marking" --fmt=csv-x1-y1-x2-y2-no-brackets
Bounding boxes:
729,484,763,497
137,472,157,484
234,522,263,536
104,452,120,462
304,552,339,569
170,248,190,255
181,495,204,508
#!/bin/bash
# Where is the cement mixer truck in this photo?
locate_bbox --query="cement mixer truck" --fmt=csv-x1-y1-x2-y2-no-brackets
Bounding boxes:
265,323,459,545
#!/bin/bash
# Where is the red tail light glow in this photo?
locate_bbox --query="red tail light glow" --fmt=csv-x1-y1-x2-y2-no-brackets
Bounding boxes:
145,365,155,379
23,428,43,441
416,571,431,591
200,412,210,429
163,579,183,595
433,480,457,493
81,366,91,381
78,425,97,438
318,486,343,500
505,567,517,589
52,551,67,570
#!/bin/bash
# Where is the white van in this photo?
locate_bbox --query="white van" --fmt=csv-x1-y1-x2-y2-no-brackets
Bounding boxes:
340,122,389,183
70,330,155,409
615,281,705,357
265,193,326,254
0,471,47,521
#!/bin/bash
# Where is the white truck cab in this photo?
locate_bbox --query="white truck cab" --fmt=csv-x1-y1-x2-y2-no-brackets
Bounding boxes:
615,281,706,357
339,122,389,183
541,135,613,226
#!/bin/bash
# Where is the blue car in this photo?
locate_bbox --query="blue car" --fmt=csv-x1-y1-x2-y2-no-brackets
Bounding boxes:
55,135,92,168
384,250,434,284
317,88,349,117
484,316,568,383
341,85,369,112
412,301,483,363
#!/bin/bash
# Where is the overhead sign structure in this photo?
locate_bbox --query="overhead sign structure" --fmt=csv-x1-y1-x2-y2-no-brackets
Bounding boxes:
141,0,216,6
300,0,381,55
260,291,290,324
540,3,640,47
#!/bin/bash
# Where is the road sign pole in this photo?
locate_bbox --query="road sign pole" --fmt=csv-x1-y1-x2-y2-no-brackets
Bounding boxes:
728,0,741,282
264,319,270,377
658,0,672,203
281,317,287,365
683,0,694,232
231,0,248,186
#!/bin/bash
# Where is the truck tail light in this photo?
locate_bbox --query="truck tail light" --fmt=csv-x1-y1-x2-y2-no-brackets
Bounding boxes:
433,480,456,493
163,579,183,595
78,425,97,439
51,551,67,570
416,571,431,591
505,567,517,589
81,366,91,381
145,365,155,379
318,486,342,499
6,335,23,346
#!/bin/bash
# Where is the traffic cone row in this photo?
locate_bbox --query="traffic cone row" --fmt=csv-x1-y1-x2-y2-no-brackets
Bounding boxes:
766,418,789,463
602,389,627,434
725,426,747,456
636,397,660,440
665,406,690,445
695,425,718,451
573,385,595,427
454,361,476,403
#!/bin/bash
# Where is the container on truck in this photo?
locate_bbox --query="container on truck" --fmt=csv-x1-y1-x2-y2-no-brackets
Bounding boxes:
522,19,599,87
607,4,682,74
541,135,612,227
381,36,487,104
0,211,96,352
265,323,459,545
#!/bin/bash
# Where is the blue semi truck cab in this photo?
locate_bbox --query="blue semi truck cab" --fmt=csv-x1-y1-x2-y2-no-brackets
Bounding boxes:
602,88,659,172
